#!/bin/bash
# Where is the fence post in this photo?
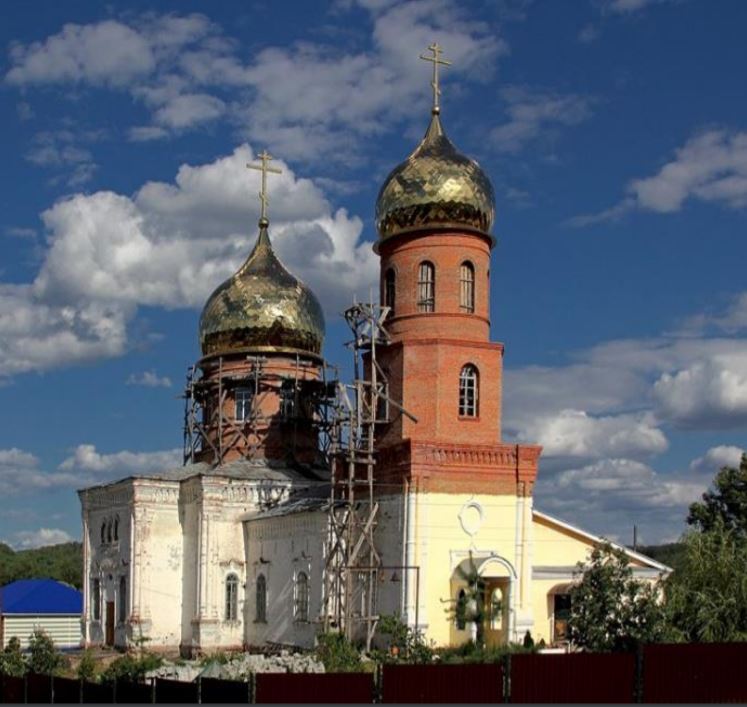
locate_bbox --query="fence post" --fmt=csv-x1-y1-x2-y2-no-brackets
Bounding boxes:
249,672,255,704
197,676,201,704
503,653,511,703
634,643,644,703
373,663,382,704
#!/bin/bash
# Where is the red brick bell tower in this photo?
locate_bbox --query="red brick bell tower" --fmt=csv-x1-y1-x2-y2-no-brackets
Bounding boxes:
374,54,540,497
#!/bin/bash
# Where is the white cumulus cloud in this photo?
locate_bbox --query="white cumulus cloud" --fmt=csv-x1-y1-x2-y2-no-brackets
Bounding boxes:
653,353,747,428
689,445,745,474
59,444,181,476
571,130,747,225
126,370,172,388
8,528,75,550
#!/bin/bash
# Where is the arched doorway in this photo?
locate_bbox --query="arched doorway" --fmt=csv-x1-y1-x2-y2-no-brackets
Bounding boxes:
451,555,515,647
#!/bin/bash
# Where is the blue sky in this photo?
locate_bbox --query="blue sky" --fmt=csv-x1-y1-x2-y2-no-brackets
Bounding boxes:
1,0,746,549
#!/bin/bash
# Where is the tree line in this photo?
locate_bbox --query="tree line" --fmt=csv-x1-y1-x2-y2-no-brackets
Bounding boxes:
0,542,82,590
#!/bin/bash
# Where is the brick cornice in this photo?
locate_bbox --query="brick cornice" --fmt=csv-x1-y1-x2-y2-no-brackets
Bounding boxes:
376,438,542,496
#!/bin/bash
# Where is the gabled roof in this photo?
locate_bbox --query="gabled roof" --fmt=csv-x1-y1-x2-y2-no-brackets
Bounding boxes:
0,579,82,615
533,509,672,574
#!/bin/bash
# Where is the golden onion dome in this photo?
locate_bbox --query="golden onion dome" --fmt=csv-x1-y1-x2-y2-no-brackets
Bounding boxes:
375,112,495,246
199,222,325,358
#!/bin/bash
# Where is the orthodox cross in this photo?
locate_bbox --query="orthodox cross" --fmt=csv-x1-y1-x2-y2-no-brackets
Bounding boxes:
247,150,282,223
419,42,451,114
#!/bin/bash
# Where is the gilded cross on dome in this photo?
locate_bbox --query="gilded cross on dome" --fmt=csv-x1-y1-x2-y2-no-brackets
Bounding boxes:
247,150,282,225
419,42,451,115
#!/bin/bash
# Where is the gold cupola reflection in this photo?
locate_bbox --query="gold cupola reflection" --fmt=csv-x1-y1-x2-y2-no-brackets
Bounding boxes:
199,223,325,358
375,44,495,245
199,151,325,358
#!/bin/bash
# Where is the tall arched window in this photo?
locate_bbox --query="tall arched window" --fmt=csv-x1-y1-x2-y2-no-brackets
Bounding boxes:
255,574,267,623
225,573,239,621
100,523,106,544
460,261,475,313
417,261,435,312
118,576,127,624
106,520,113,543
459,365,479,417
384,268,396,316
113,517,119,542
295,572,310,622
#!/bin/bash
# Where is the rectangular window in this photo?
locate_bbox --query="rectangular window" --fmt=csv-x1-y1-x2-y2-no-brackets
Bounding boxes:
235,387,253,422
92,579,101,622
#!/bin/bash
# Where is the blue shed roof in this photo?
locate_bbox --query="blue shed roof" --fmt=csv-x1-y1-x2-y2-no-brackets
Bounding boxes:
0,579,82,615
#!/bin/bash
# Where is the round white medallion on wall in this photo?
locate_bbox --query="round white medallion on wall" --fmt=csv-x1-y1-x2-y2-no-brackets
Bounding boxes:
458,500,484,537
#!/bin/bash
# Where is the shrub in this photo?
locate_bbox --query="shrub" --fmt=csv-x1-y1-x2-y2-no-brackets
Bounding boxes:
101,651,162,683
77,648,98,682
0,636,26,677
314,632,363,672
28,629,66,675
373,615,435,664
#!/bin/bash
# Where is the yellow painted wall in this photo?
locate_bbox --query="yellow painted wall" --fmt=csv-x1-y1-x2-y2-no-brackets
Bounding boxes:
408,490,531,647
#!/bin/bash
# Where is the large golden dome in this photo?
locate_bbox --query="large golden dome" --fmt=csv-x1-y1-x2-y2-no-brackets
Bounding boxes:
375,113,495,245
199,223,325,358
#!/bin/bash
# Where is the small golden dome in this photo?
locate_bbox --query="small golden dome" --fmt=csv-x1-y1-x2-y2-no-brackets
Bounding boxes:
199,224,325,358
375,113,495,245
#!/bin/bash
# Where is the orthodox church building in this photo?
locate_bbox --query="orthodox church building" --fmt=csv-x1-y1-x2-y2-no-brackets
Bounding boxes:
78,48,666,655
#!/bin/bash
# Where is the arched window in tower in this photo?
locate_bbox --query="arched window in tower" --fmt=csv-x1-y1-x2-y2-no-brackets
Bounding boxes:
118,576,127,624
384,268,396,316
235,386,254,422
417,261,435,312
460,261,475,313
459,364,479,417
225,573,239,621
255,574,267,623
294,571,310,622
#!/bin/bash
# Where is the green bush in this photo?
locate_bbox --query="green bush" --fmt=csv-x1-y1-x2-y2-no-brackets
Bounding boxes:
314,632,363,672
437,639,535,664
28,629,67,675
101,651,162,683
373,615,435,664
0,636,26,677
77,648,98,682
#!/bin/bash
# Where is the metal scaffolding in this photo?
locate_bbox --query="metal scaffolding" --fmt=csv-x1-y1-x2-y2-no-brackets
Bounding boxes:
182,301,413,649
182,353,338,469
322,301,414,649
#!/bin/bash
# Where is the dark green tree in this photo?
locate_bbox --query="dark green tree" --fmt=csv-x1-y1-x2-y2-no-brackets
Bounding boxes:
0,637,26,677
568,542,668,652
27,629,65,675
687,454,747,537
665,520,747,642
77,648,98,682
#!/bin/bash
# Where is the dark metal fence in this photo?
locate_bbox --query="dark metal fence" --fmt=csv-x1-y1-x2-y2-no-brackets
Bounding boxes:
381,663,503,703
255,672,374,703
509,652,636,703
3,643,747,704
643,642,747,703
